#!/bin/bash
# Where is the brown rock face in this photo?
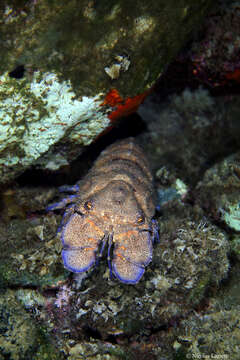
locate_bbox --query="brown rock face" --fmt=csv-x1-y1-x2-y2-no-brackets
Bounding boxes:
1,1,214,97
0,0,214,185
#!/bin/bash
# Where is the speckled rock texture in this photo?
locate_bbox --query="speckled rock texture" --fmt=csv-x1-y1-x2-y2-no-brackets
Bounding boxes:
0,0,213,184
0,186,67,288
0,290,63,360
194,151,240,261
173,263,240,360
0,71,110,183
195,151,240,231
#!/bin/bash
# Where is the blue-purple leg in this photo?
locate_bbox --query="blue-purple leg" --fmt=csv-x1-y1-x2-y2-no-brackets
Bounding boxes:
107,234,113,279
58,184,80,193
151,219,159,243
46,194,78,211
95,235,107,267
57,204,75,233
99,235,107,257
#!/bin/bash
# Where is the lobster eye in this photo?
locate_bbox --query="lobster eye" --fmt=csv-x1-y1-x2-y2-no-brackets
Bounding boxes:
84,200,93,211
136,213,145,225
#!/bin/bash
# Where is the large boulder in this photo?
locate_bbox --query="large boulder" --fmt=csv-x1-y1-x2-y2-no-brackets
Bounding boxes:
0,0,213,184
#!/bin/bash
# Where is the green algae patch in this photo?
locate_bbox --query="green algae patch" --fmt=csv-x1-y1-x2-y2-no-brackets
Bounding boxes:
0,290,38,359
186,273,211,305
223,203,240,232
33,327,65,360
0,263,67,289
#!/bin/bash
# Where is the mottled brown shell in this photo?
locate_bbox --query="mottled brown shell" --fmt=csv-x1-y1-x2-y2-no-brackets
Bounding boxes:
48,138,157,284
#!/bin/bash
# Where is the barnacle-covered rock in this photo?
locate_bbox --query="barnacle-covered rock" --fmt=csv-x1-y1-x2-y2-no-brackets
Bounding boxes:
0,71,110,184
195,151,240,261
0,217,67,288
0,0,213,184
231,235,240,261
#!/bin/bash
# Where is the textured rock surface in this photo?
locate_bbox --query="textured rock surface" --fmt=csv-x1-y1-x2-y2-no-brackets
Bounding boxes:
0,71,110,183
0,290,63,360
1,81,240,358
186,0,240,86
173,263,240,360
0,290,38,360
0,186,67,288
0,0,213,184
194,151,240,263
0,181,230,359
195,151,240,233
138,88,240,184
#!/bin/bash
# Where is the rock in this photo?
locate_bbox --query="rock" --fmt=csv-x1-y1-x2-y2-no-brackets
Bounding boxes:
138,88,240,184
176,309,240,359
195,151,240,261
0,290,63,360
231,235,240,261
0,186,67,288
0,182,230,358
195,151,240,233
34,201,229,340
186,0,240,88
67,341,127,360
174,262,240,360
0,290,38,360
0,0,213,184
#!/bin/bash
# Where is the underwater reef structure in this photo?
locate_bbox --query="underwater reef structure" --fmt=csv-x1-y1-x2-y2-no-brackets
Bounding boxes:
47,138,158,284
0,0,213,184
0,182,230,358
195,151,240,232
138,87,240,184
195,151,240,260
1,85,239,358
173,259,240,360
0,290,63,360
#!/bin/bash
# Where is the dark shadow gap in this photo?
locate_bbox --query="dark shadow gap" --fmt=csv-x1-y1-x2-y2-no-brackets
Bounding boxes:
16,112,147,187
9,65,25,79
